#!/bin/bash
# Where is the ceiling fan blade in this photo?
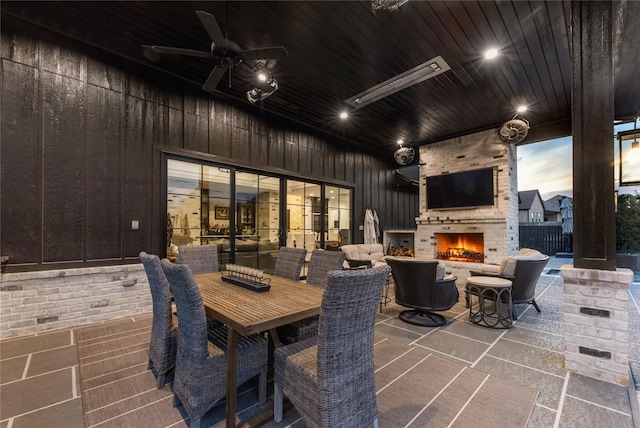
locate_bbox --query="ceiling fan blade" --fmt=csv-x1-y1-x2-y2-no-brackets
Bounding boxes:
145,45,212,59
202,66,227,92
196,10,226,48
240,46,289,61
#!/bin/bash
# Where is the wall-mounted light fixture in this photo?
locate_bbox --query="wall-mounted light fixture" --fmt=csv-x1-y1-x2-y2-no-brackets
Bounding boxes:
617,115,640,186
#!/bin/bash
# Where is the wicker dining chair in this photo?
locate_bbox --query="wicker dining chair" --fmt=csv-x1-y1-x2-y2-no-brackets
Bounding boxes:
160,259,268,428
273,265,391,427
277,249,346,344
273,246,307,281
139,252,177,389
305,249,346,286
176,244,219,274
176,244,223,329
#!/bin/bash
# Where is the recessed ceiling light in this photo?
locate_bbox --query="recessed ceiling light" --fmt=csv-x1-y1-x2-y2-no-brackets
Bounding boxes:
339,111,348,119
484,48,498,59
517,105,527,113
397,139,404,146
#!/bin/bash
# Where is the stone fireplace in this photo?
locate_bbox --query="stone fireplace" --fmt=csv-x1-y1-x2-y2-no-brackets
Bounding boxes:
415,128,520,282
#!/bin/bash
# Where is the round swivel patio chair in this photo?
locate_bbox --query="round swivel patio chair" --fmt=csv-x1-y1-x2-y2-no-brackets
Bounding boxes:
386,257,459,327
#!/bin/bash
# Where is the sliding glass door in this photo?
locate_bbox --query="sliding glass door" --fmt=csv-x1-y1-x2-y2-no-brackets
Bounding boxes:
166,157,351,273
235,172,281,271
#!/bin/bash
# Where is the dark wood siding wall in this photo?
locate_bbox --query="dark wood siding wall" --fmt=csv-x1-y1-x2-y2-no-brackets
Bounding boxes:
0,21,417,272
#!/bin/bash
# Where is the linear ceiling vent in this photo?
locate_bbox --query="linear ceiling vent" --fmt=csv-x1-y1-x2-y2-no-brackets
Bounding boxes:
345,55,450,109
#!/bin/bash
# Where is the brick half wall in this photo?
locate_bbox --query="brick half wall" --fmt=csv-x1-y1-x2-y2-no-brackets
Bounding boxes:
561,265,635,385
0,265,151,338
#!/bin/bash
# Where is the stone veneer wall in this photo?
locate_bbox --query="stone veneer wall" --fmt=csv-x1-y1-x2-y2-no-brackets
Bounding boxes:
415,129,520,280
0,265,151,339
561,265,634,386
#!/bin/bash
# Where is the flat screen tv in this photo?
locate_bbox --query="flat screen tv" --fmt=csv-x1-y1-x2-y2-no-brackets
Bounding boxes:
426,167,494,209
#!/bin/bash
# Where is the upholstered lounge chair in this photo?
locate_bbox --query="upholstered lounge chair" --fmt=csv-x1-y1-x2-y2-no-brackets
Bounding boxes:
468,249,549,319
139,252,177,389
340,243,387,268
273,266,391,426
386,256,459,327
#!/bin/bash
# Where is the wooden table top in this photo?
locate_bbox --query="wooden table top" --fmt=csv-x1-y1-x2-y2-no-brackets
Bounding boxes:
194,272,325,336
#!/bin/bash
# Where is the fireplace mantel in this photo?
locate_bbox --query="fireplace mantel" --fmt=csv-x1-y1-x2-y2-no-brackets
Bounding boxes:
416,217,507,225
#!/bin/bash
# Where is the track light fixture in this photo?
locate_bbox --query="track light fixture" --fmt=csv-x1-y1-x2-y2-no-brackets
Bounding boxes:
247,64,279,103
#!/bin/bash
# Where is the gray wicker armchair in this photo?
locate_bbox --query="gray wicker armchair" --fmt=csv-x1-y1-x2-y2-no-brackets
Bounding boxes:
176,244,219,274
139,252,177,389
273,265,391,427
277,249,346,344
468,255,549,319
160,259,268,428
386,257,459,327
273,246,307,281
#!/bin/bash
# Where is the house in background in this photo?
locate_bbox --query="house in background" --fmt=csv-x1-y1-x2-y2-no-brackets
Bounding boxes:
544,194,573,222
518,190,545,223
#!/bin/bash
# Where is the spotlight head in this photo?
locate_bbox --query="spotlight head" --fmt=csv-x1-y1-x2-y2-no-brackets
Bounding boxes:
247,76,279,103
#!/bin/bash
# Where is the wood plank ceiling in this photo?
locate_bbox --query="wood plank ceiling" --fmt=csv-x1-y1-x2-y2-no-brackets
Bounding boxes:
2,1,639,157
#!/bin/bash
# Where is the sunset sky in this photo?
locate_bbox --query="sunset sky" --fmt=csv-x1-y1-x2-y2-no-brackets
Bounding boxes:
517,121,640,201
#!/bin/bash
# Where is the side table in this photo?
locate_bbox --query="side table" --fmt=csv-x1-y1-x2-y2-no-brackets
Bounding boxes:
467,276,514,328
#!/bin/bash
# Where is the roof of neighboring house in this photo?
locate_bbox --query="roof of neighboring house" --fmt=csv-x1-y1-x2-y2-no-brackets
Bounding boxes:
518,190,542,211
544,194,573,213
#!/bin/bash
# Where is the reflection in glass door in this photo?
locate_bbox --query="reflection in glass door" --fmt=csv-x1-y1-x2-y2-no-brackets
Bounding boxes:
326,185,352,248
286,181,322,275
235,172,280,271
167,157,351,274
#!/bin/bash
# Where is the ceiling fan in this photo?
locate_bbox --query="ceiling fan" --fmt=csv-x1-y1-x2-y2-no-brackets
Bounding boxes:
142,10,288,92
498,115,530,144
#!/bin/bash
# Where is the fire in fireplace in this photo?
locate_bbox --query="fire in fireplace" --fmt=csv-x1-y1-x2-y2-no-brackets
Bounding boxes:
435,233,484,263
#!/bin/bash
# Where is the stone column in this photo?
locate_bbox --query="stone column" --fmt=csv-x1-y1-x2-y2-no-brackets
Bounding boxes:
561,265,634,385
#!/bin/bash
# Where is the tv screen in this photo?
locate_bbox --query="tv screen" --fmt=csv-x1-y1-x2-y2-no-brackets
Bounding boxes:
426,168,494,209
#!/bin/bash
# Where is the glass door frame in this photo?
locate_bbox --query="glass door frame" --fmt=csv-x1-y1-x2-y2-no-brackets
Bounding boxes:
163,153,353,270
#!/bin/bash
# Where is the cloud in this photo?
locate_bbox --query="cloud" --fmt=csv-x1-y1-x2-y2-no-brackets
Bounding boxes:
518,137,573,198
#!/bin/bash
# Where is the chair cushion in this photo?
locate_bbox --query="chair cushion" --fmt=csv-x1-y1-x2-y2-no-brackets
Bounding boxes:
436,262,446,280
480,264,501,274
500,250,546,276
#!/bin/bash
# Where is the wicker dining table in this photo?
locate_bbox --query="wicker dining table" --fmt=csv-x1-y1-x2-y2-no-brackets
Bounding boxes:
194,271,324,428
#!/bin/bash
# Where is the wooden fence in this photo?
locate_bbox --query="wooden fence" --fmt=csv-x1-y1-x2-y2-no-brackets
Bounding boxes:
519,223,572,255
